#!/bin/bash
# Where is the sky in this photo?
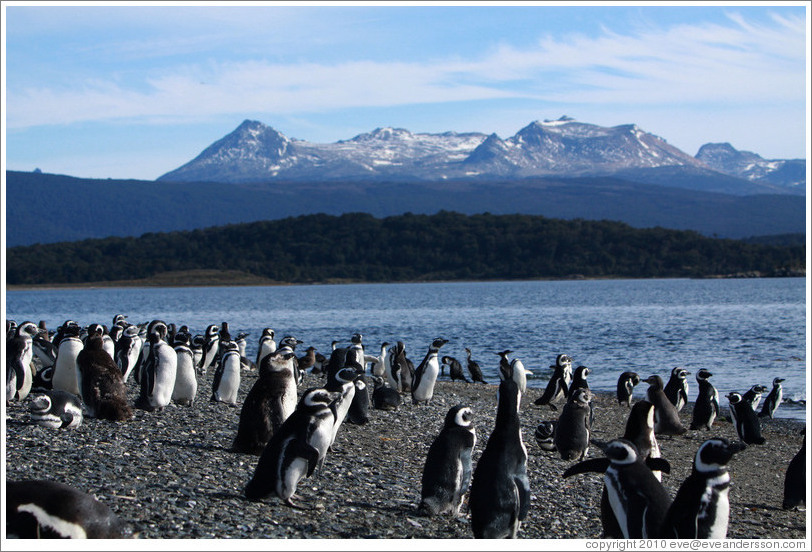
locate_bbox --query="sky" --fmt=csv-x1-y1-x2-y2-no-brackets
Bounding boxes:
2,1,809,181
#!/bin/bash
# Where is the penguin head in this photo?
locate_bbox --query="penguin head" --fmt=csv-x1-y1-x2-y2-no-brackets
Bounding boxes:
773,377,785,386
535,420,556,440
694,438,746,473
644,375,664,389
28,393,53,415
16,321,40,339
569,387,592,407
726,392,743,405
351,333,363,345
381,341,390,349
335,367,358,384
750,384,769,394
431,338,448,349
148,320,169,341
264,350,296,372
205,324,220,338
603,439,640,465
440,356,452,365
301,388,342,409
575,365,590,379
671,367,690,380
113,314,128,326
280,336,303,350
445,405,474,429
556,354,572,369
696,368,713,381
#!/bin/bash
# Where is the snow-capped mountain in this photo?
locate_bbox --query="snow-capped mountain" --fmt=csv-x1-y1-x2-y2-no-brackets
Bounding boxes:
695,142,806,191
158,117,804,193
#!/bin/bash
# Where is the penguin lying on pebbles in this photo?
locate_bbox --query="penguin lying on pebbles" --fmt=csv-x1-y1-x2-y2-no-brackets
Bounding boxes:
28,389,83,429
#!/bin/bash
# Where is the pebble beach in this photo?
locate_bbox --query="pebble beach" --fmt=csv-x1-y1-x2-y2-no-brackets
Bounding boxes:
4,370,807,542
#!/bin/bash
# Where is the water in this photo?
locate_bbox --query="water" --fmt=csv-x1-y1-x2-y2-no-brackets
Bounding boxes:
5,278,807,420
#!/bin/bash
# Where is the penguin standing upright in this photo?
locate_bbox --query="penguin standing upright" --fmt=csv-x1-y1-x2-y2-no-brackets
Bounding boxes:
617,371,640,407
663,367,690,412
563,439,672,539
197,324,220,376
441,355,469,383
115,325,142,382
412,338,448,405
232,350,298,455
325,352,357,448
469,378,530,539
741,384,769,412
783,434,805,510
171,331,197,406
76,333,133,421
553,388,594,461
346,371,370,425
420,405,476,517
370,342,390,378
244,388,340,508
726,392,765,445
496,350,532,394
347,333,365,371
644,375,686,436
277,336,304,384
534,354,572,410
85,323,115,360
464,347,487,384
211,341,241,406
389,341,414,392
759,377,785,419
6,321,39,402
6,480,125,538
51,323,84,396
28,389,84,429
255,328,276,368
135,321,177,412
31,325,57,388
690,369,719,430
659,438,747,539
568,365,590,398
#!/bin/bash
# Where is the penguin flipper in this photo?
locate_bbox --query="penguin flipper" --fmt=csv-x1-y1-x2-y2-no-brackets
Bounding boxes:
514,473,531,521
645,458,671,474
563,458,610,478
297,442,321,478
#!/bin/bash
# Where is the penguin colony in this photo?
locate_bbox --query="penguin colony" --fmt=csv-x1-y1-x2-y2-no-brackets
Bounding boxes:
4,316,805,539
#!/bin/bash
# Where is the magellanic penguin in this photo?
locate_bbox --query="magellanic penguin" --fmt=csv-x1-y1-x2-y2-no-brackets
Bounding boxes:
759,377,785,419
726,392,765,445
325,363,358,450
663,367,690,412
441,355,469,383
51,322,84,396
211,341,241,406
277,336,304,385
741,384,769,412
496,350,532,394
135,321,178,412
388,341,414,393
255,328,276,368
658,438,746,539
464,347,487,384
534,353,572,410
347,333,365,371
616,371,640,407
690,369,719,431
346,371,370,425
6,321,40,402
232,350,298,455
419,405,476,517
171,331,198,406
644,375,687,436
782,433,805,510
244,387,340,508
76,334,133,421
28,390,84,429
553,387,594,461
534,420,557,452
563,439,672,539
568,365,590,398
197,324,220,376
371,376,402,410
469,378,530,539
114,324,142,382
412,338,449,405
85,323,115,360
6,480,126,538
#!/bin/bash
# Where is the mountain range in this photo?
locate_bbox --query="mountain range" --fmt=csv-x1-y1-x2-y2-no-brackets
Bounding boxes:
158,117,805,194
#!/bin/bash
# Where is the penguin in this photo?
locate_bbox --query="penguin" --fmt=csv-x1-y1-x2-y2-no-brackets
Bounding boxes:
28,389,84,429
563,439,672,539
742,384,769,412
464,347,487,384
114,324,142,382
6,320,39,402
232,350,298,455
644,375,687,436
197,324,220,376
50,320,78,350
31,325,58,383
568,365,590,398
534,353,572,410
496,350,532,394
441,355,469,383
419,405,476,517
663,367,690,412
726,392,765,445
346,372,370,425
6,480,125,538
554,387,594,461
277,336,304,384
371,376,402,410
759,377,785,419
255,328,277,368
171,331,197,406
389,340,414,393
534,421,557,452
690,369,719,430
469,378,530,539
76,333,133,421
782,434,805,510
659,438,747,538
244,387,340,508
211,341,241,406
235,331,250,359
51,323,84,396
412,338,449,405
325,364,358,449
347,332,365,370
617,371,640,407
135,321,178,412
85,323,115,360
112,313,128,328
370,342,390,378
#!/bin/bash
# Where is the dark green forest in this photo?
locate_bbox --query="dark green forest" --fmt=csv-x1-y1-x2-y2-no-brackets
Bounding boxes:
6,211,805,285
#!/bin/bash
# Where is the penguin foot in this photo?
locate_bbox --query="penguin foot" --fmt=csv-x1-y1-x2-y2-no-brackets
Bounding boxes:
285,496,312,510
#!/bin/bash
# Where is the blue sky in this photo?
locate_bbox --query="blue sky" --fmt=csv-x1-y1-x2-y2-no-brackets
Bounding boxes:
2,2,808,180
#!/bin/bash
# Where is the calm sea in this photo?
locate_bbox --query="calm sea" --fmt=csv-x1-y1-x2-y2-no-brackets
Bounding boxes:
5,278,808,420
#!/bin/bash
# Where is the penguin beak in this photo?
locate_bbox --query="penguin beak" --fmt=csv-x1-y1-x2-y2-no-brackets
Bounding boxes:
729,441,748,454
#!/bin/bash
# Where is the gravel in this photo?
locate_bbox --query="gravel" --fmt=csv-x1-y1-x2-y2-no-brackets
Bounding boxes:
4,373,807,540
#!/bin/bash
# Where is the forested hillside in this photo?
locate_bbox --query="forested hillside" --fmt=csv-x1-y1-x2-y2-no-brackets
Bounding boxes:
6,212,804,286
